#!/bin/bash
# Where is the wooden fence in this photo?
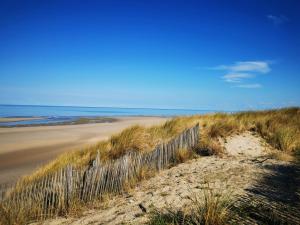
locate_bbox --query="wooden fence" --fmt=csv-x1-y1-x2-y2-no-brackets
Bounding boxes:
0,124,199,221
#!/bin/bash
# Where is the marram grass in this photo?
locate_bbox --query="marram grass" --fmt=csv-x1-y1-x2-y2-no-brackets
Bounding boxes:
18,107,300,186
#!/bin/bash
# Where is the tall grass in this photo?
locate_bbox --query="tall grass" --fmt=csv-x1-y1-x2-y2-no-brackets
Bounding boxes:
20,107,300,185
199,107,300,155
19,116,197,184
148,187,233,225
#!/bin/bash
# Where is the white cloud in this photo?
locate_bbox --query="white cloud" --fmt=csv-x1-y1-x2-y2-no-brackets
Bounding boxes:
215,60,271,88
222,73,254,83
267,14,288,26
236,84,262,89
216,61,271,74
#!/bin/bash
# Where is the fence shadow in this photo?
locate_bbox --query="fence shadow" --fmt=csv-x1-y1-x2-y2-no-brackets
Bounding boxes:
234,161,300,225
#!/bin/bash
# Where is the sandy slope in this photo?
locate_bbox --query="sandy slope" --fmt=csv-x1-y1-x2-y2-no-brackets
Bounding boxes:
0,117,168,186
40,132,300,225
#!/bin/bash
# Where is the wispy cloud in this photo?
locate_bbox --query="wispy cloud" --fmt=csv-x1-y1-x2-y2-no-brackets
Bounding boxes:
215,60,271,88
236,83,262,89
215,61,270,74
267,14,288,26
222,73,253,83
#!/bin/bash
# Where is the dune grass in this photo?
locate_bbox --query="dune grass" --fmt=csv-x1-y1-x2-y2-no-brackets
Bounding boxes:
147,108,300,225
148,187,233,225
198,107,300,156
19,116,197,185
16,107,300,186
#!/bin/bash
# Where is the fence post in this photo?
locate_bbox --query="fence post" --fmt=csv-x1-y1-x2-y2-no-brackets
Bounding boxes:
66,165,73,209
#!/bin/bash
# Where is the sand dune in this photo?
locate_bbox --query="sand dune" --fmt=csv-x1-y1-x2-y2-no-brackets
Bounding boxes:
0,116,168,186
40,132,300,225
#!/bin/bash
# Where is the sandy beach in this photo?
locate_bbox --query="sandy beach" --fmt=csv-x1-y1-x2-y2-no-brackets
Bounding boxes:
0,116,168,186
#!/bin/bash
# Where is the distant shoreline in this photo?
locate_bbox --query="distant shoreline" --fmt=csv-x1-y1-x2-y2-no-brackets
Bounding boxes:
0,116,120,128
0,104,217,122
0,103,211,112
0,117,43,123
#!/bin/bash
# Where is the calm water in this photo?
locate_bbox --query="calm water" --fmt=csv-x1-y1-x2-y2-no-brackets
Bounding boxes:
0,105,217,126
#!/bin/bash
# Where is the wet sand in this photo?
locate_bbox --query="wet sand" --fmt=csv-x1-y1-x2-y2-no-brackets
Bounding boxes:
0,116,168,186
0,117,43,122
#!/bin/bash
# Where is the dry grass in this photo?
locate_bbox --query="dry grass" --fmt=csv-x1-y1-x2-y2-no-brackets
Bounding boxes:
194,137,224,156
198,107,300,157
147,187,233,225
13,107,300,192
123,165,157,191
19,117,197,185
0,201,47,225
175,148,195,163
268,150,294,162
109,125,153,159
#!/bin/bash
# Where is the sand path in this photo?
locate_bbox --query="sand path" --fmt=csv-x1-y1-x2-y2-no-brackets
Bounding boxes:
40,132,300,225
0,117,168,186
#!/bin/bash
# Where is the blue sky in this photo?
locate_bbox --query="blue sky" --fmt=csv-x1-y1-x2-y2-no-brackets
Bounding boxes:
0,0,299,110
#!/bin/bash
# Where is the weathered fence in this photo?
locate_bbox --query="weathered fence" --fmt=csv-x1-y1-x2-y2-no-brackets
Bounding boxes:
0,124,199,221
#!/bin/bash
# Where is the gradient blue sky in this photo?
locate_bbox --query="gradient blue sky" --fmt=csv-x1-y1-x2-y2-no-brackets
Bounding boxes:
0,0,299,110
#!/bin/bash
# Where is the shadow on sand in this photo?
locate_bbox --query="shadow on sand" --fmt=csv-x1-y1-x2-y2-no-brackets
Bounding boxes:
233,160,300,225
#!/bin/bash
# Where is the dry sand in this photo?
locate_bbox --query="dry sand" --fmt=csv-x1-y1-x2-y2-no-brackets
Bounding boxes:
0,116,168,186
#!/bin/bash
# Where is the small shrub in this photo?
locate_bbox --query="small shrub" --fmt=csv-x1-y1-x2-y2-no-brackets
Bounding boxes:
147,188,233,225
148,209,188,225
195,138,224,156
268,150,294,162
175,148,194,163
192,188,232,225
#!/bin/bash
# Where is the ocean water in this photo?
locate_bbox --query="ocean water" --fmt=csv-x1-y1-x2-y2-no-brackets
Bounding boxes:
0,105,217,126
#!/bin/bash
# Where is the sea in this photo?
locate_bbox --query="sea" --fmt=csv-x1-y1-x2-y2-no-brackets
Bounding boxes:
0,104,219,127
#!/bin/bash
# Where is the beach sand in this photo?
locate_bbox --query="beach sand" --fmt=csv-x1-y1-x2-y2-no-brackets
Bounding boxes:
0,116,168,186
